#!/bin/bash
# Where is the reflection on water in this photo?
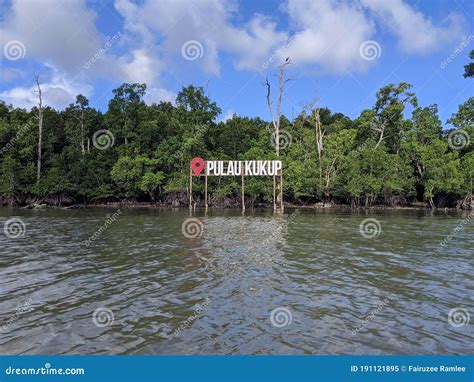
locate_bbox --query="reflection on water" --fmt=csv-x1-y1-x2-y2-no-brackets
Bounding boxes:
0,208,472,355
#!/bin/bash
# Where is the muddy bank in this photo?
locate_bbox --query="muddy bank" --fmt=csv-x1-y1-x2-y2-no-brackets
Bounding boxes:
1,193,472,210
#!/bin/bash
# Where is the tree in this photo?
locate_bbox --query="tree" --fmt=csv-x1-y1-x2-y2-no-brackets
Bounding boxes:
65,95,92,155
447,97,473,154
342,145,414,207
463,50,474,78
105,83,147,148
0,80,471,209
264,58,292,156
176,85,221,125
111,155,161,200
139,172,165,202
75,94,89,155
371,82,417,152
460,152,474,208
34,73,44,181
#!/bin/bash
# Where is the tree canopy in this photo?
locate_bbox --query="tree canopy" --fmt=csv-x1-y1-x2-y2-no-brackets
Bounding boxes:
0,80,472,209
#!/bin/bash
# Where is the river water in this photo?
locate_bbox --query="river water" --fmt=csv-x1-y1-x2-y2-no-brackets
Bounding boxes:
0,208,472,355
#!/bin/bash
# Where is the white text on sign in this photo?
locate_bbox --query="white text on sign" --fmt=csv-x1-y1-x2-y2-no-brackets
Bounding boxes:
206,160,282,176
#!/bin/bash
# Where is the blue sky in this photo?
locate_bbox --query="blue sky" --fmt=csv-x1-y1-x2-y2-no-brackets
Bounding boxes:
0,0,473,127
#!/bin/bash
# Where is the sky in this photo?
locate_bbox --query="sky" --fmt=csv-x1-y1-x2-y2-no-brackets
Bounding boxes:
0,0,473,127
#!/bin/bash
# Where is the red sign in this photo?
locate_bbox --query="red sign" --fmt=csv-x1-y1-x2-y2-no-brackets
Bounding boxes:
190,157,205,176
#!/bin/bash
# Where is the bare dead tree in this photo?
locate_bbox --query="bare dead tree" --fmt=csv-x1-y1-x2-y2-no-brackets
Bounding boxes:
371,119,387,149
72,111,85,155
300,97,324,160
313,106,324,161
263,58,292,157
79,107,85,155
301,96,327,198
72,95,89,156
34,73,43,181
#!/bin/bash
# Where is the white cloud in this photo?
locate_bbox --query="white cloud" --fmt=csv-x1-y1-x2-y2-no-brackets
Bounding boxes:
275,0,465,73
220,110,235,122
0,67,24,83
0,0,111,77
0,87,36,109
0,0,468,110
0,66,93,109
0,84,74,110
144,87,176,105
361,0,465,54
0,0,173,108
118,49,162,85
224,14,289,71
0,0,120,109
115,0,288,73
283,0,376,73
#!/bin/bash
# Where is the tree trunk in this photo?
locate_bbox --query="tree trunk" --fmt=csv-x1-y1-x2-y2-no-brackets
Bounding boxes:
80,108,85,155
264,59,292,157
314,107,323,198
35,74,43,181
429,197,435,209
314,107,323,161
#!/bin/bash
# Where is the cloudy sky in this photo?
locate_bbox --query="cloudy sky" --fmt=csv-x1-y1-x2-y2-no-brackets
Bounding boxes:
0,0,473,125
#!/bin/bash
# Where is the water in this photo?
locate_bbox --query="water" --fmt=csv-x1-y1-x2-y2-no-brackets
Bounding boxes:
0,208,472,355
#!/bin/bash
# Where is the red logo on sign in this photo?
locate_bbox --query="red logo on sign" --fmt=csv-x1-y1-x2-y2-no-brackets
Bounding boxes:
190,157,205,176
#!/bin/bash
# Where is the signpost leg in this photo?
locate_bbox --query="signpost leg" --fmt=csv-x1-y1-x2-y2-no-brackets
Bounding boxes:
189,166,192,211
241,170,245,212
273,175,276,212
280,169,284,213
205,166,208,211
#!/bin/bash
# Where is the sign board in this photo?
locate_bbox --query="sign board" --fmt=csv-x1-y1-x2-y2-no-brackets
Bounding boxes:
189,157,283,212
191,158,282,177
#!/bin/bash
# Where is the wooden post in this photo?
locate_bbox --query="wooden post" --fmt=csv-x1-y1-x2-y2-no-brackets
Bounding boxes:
273,175,276,212
189,165,192,211
241,162,245,212
205,163,208,211
280,167,284,213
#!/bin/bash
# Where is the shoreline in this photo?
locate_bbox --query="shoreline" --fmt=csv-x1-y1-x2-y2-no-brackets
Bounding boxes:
1,201,470,212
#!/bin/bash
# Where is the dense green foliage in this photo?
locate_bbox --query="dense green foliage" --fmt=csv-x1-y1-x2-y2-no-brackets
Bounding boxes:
464,50,474,78
0,81,472,208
